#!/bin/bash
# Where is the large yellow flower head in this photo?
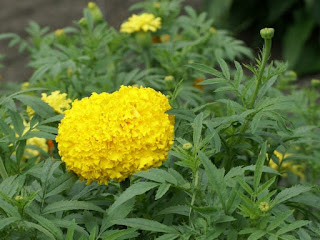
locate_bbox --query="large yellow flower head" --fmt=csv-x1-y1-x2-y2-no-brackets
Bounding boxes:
56,86,174,185
120,13,161,33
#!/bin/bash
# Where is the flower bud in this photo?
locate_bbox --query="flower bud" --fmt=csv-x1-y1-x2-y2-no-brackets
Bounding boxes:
135,31,152,48
260,28,274,40
55,29,67,43
182,142,193,150
259,201,270,212
15,196,23,201
311,79,320,88
88,2,103,23
153,2,161,8
210,27,216,34
164,75,175,90
79,18,87,27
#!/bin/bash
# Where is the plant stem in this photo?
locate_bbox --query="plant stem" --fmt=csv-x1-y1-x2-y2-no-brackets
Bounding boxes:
0,156,8,180
189,169,199,217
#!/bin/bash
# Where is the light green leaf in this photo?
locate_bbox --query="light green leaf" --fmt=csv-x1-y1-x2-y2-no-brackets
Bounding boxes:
272,185,311,207
248,230,266,240
254,141,267,192
217,58,230,80
14,95,55,118
102,228,139,240
267,210,293,232
155,234,180,240
134,168,177,185
193,112,203,150
9,110,24,137
0,217,20,230
186,63,223,78
23,221,56,240
276,220,310,235
157,205,189,217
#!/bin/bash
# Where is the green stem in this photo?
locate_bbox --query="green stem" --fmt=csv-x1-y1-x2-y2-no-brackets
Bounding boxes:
142,49,151,70
189,169,199,217
249,38,272,109
0,156,8,180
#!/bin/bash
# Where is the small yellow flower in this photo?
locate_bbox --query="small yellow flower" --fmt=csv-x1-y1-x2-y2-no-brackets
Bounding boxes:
41,91,72,114
56,86,175,185
21,82,29,91
153,2,161,8
259,202,270,212
88,2,96,9
210,27,216,34
120,13,161,34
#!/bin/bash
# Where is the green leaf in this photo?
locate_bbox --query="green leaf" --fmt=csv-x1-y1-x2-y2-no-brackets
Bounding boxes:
65,220,76,240
0,118,15,142
14,95,55,118
116,218,178,234
102,228,139,240
276,220,310,235
248,230,266,240
134,168,177,185
9,110,24,137
0,198,20,217
199,151,226,210
217,58,230,80
193,112,203,150
155,183,171,200
256,176,276,197
108,182,159,214
266,210,293,231
42,200,105,214
234,61,243,88
46,172,77,198
155,234,180,240
186,63,223,78
272,185,311,207
237,177,253,195
36,125,58,135
26,209,63,240
41,114,64,124
23,221,56,240
22,130,56,140
0,217,20,230
254,141,267,192
157,205,189,217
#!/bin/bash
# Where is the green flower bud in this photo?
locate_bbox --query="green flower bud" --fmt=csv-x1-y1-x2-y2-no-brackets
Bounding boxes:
260,28,274,40
311,79,320,88
164,75,175,90
79,18,87,27
259,201,270,212
15,195,23,201
54,29,67,43
182,142,193,150
88,2,103,23
135,31,152,48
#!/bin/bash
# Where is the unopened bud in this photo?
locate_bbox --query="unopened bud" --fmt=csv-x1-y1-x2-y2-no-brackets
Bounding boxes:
79,18,87,27
210,27,216,34
182,142,193,150
260,28,274,40
55,29,66,42
15,196,23,201
153,2,161,8
88,2,103,23
259,201,270,212
311,79,320,88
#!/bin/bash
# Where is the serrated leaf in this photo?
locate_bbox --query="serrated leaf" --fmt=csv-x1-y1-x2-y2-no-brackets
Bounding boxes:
26,209,63,240
186,63,223,78
42,200,105,214
267,210,293,232
256,176,276,197
134,168,177,185
217,58,230,80
23,221,56,240
40,114,64,124
65,219,76,240
0,217,20,230
108,182,159,214
116,218,178,234
14,95,55,118
157,205,189,217
254,141,267,192
155,183,171,200
155,234,179,240
193,112,203,150
272,185,311,207
9,110,24,136
276,220,310,235
102,228,139,240
248,230,266,240
199,151,226,211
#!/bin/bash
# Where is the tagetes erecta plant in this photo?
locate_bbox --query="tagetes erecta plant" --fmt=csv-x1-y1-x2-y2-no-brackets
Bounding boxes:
56,86,174,185
120,13,161,33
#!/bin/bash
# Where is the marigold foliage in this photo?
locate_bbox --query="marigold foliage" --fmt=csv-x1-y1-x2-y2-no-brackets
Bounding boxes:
120,13,161,33
56,86,174,185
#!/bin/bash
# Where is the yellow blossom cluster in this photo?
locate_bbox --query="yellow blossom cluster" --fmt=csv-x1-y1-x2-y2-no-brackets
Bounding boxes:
28,91,72,116
56,86,174,185
120,13,161,33
269,151,305,179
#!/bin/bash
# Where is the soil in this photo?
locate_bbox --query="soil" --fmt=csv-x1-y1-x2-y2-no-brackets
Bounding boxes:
0,0,201,86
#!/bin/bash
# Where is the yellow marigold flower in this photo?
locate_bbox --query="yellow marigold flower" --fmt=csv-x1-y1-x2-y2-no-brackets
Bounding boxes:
41,91,72,114
120,13,161,33
269,150,305,179
56,86,175,185
25,137,48,158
